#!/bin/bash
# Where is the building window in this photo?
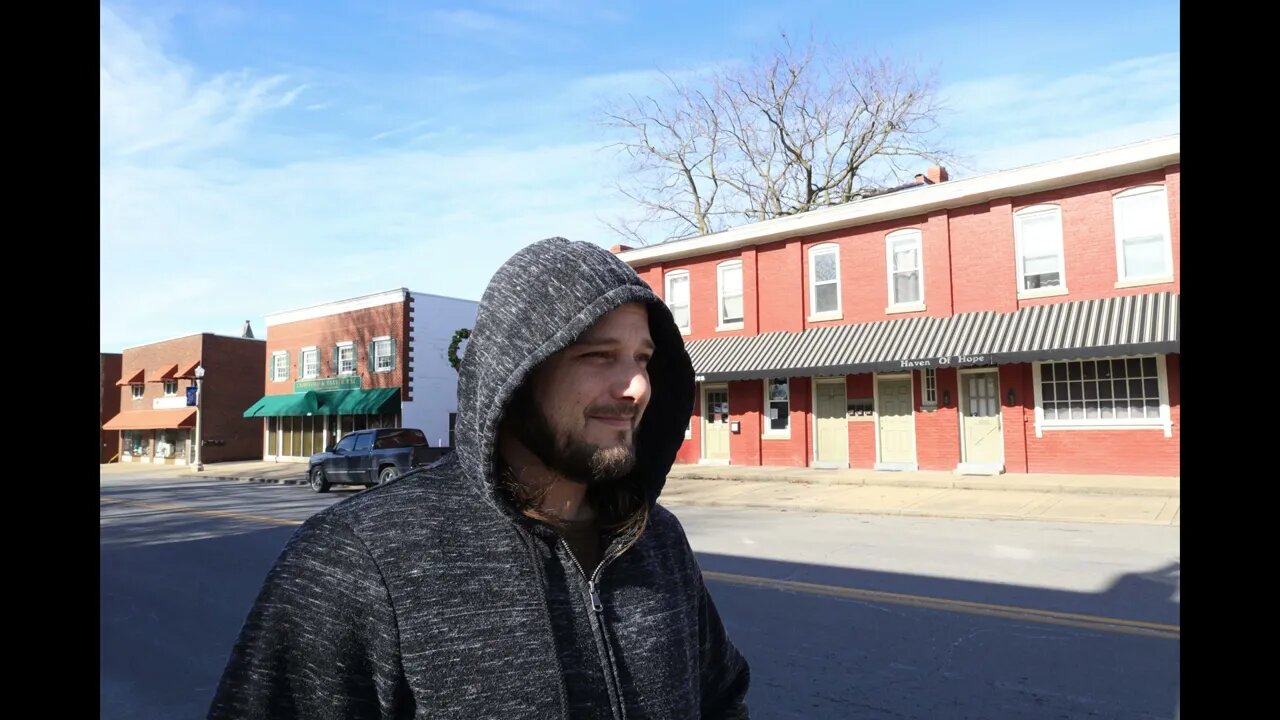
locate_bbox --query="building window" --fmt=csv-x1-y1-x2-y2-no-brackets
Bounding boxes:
1113,185,1173,282
809,244,841,317
665,270,691,332
765,378,790,434
922,368,937,408
373,338,394,372
162,379,178,396
1038,356,1165,426
717,260,743,328
337,343,355,375
886,229,923,306
1014,205,1066,293
130,383,144,400
301,348,319,379
272,352,289,382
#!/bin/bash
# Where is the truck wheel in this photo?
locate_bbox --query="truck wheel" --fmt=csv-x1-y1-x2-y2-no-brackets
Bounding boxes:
309,467,330,493
378,466,399,485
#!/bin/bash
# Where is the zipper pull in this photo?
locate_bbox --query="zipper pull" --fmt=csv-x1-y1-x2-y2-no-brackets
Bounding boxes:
588,580,604,613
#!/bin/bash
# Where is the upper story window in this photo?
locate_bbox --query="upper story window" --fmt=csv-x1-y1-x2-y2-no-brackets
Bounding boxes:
130,383,144,400
300,348,319,379
336,342,355,375
372,337,395,372
162,380,178,396
271,351,289,382
664,270,691,333
717,260,744,329
1014,204,1066,297
885,229,924,309
808,244,841,319
1113,185,1173,284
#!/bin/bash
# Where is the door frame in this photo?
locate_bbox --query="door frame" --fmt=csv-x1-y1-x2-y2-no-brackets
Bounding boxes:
810,376,850,469
955,366,1005,475
699,383,730,466
873,372,918,471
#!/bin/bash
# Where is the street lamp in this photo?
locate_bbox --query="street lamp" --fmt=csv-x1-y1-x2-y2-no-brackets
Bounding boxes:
194,365,206,471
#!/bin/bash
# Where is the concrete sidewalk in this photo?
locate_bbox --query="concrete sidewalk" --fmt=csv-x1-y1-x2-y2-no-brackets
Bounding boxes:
101,460,1180,527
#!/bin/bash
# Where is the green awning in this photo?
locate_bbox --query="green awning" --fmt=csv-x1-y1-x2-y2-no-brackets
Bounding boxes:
242,391,320,418
314,387,401,416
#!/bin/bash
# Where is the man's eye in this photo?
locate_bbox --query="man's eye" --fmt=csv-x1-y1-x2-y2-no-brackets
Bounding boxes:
636,354,652,366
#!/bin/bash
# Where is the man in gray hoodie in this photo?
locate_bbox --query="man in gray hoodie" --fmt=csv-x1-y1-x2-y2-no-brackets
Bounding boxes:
208,237,751,719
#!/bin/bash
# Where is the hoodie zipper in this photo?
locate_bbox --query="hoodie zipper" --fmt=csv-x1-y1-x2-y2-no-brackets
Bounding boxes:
562,538,628,720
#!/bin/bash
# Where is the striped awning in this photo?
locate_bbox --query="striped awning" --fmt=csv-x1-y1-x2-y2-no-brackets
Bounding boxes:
686,292,1179,381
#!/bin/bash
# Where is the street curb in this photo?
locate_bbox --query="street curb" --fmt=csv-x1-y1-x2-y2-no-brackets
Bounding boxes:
666,472,1179,498
660,498,1182,527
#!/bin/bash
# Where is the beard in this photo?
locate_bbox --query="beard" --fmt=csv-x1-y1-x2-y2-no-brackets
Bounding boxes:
506,387,639,485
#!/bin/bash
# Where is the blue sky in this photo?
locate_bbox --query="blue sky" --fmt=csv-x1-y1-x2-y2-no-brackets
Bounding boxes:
100,0,1179,353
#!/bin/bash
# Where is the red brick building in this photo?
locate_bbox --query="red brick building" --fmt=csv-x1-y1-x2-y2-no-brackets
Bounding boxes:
100,353,122,463
102,332,266,465
618,135,1180,476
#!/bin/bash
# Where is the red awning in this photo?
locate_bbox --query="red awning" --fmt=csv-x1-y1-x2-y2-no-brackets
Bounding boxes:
146,364,180,382
102,409,197,431
115,369,145,386
176,361,202,379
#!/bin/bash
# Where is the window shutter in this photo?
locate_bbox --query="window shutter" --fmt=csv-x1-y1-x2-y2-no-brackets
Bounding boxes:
333,346,339,375
389,338,397,370
368,342,375,373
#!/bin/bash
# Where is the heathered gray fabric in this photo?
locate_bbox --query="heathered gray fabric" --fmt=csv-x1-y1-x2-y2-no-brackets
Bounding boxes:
208,237,750,719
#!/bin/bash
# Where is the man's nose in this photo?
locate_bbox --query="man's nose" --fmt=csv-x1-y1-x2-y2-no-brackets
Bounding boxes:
615,368,649,402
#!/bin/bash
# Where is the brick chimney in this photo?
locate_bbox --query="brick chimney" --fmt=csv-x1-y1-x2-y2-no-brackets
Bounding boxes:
914,167,949,185
609,244,634,254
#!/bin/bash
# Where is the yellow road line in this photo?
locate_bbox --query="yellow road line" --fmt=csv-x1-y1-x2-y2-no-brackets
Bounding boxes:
100,496,303,527
702,570,1179,640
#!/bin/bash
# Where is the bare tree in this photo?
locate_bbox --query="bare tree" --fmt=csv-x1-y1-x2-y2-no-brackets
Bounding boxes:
600,34,957,245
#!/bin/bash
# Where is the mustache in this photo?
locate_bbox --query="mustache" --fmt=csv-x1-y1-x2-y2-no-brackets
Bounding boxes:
586,403,639,419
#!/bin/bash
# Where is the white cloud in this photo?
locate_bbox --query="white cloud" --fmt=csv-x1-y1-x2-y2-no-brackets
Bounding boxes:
100,4,306,161
940,52,1180,174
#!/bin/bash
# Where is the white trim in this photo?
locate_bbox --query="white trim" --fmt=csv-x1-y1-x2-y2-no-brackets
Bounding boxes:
808,243,842,318
1017,286,1069,300
1114,276,1175,289
807,311,844,322
266,288,408,326
957,367,1004,468
885,229,924,309
873,373,917,471
885,302,927,315
716,260,744,327
664,269,692,333
1033,354,1170,432
1156,354,1173,438
271,351,289,382
1113,184,1175,284
372,337,394,373
1013,204,1068,298
616,135,1179,266
921,368,937,409
300,347,319,379
811,376,850,468
336,342,356,376
762,377,792,439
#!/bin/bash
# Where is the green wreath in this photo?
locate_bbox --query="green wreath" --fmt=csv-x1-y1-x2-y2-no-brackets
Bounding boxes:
448,328,472,372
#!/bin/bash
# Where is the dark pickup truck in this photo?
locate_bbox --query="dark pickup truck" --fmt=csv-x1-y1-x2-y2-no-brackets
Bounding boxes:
306,427,443,493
